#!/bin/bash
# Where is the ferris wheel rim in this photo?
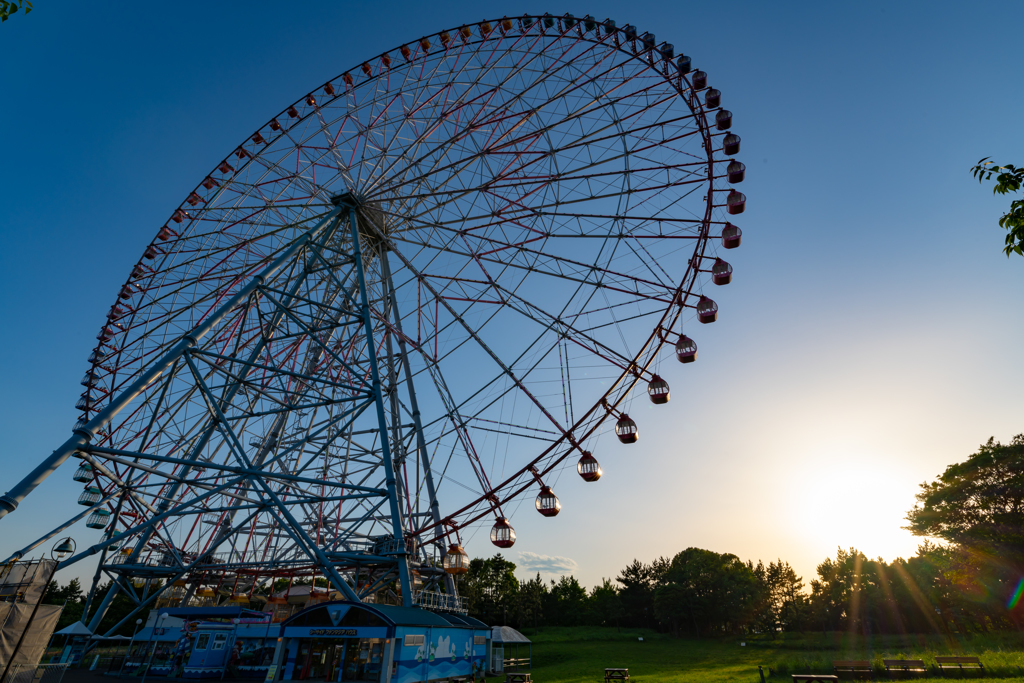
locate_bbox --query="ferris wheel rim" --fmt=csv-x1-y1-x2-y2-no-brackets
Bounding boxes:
56,12,740,572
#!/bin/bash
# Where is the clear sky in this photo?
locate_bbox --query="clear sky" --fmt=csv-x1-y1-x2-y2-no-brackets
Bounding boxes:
1,0,1022,594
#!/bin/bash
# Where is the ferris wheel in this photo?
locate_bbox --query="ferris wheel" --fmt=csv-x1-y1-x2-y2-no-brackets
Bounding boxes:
0,13,745,632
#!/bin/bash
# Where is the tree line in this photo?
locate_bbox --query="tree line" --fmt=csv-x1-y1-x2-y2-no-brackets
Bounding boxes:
461,540,1020,637
461,435,1024,635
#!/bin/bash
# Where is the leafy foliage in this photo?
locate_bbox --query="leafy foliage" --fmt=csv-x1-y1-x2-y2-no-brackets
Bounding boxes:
461,554,520,625
0,0,32,22
906,435,1024,571
653,548,760,637
971,158,1024,257
43,577,85,630
750,559,807,635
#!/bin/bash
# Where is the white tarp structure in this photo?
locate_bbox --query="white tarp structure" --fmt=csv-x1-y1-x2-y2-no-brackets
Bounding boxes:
488,626,531,674
0,602,63,669
0,560,54,606
0,559,63,672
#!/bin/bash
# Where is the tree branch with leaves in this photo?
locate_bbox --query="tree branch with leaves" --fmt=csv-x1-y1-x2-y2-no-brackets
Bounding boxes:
971,158,1024,257
0,0,32,22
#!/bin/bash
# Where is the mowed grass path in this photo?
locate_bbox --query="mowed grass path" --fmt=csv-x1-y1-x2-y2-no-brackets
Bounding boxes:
518,628,1024,683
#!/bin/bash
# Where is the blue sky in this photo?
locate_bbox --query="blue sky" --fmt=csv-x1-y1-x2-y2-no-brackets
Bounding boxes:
1,0,1022,592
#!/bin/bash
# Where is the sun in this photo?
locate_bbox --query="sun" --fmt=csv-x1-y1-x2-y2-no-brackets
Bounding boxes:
784,449,924,563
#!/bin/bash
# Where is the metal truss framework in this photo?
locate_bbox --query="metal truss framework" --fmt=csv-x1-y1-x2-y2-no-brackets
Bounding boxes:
0,14,745,634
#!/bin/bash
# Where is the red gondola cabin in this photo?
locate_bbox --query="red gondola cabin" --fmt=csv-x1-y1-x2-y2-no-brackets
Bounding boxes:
712,258,733,285
727,160,745,183
577,452,602,482
722,223,742,249
697,296,718,323
535,486,561,516
727,190,746,215
615,414,639,444
675,335,697,363
490,518,516,548
648,376,670,404
716,109,732,130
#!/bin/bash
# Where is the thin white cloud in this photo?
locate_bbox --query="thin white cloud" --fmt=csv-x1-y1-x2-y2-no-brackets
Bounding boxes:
517,551,578,575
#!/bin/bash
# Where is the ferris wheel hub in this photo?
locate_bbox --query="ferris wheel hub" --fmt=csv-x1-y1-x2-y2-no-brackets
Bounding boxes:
329,191,363,208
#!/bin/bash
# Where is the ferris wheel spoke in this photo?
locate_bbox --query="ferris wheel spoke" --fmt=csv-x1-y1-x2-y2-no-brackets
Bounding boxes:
375,64,676,206
364,56,624,202
396,220,677,296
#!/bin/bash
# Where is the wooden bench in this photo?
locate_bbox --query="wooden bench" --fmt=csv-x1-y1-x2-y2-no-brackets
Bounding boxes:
833,661,873,680
605,669,629,683
505,674,532,683
883,660,927,678
935,657,984,677
792,676,838,682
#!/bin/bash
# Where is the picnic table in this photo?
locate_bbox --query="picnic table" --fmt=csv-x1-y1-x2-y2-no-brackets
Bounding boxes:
605,669,629,683
506,673,532,683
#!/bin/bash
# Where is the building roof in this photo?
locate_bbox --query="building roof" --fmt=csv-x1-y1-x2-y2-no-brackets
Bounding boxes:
361,603,455,627
156,606,266,620
439,613,489,629
491,626,531,643
281,600,470,629
54,622,93,636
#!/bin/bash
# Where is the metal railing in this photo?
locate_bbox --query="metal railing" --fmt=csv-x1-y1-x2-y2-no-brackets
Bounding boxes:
2,663,69,683
411,590,467,614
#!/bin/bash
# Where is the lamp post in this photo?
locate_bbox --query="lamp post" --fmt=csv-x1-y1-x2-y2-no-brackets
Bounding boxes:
0,537,75,683
139,613,168,683
119,618,144,677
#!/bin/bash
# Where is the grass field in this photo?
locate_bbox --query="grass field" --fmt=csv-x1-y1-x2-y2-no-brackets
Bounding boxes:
515,627,1024,683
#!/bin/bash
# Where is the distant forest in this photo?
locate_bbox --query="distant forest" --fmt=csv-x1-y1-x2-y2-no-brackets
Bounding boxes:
461,435,1024,636
460,541,1013,636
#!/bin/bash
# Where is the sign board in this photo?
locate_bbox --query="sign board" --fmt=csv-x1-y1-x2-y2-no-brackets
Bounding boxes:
265,665,278,682
232,616,272,624
283,626,387,639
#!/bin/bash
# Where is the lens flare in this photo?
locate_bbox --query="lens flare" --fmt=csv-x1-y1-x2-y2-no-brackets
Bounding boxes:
1008,577,1024,609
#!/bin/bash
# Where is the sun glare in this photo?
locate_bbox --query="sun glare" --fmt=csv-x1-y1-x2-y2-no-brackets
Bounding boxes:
786,450,923,563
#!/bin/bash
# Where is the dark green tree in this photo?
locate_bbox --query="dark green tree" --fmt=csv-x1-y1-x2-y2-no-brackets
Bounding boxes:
615,557,668,628
543,575,588,626
462,554,519,625
971,159,1024,257
512,574,546,628
589,578,623,628
750,559,806,636
44,578,86,629
906,435,1024,578
654,547,760,637
0,0,32,22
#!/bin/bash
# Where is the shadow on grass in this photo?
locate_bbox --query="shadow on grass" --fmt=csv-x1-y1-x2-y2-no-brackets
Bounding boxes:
515,628,1024,683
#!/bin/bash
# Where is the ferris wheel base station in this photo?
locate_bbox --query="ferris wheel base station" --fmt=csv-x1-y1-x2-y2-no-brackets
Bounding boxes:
127,601,489,683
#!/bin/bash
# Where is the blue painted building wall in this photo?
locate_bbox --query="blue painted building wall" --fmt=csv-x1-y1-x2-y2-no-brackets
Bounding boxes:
392,626,486,683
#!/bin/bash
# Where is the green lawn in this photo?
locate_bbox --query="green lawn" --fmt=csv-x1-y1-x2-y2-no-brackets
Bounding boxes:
510,627,1024,683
